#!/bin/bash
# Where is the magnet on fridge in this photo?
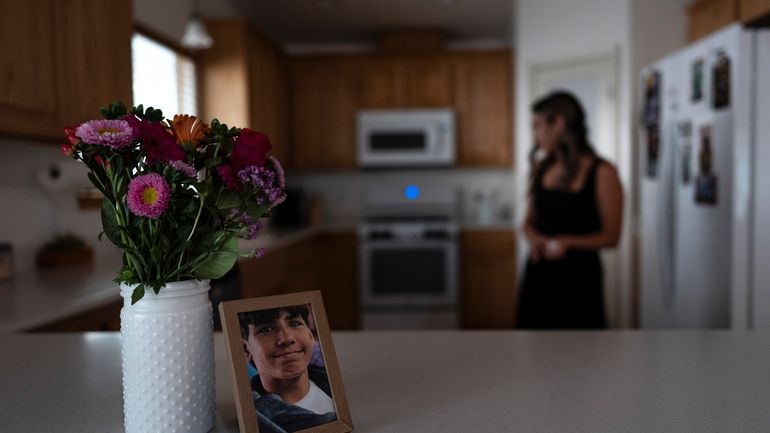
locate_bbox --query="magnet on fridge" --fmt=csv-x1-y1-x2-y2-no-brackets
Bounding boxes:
695,125,717,204
712,51,731,109
679,120,693,184
642,70,661,128
691,58,704,103
646,126,660,178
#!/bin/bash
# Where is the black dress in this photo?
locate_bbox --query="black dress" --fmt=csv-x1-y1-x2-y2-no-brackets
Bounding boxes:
516,159,606,329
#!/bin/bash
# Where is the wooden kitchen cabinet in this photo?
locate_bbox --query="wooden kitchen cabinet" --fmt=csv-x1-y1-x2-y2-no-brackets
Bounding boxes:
453,51,513,167
740,0,770,22
687,0,740,42
290,58,358,170
31,300,123,332
357,54,453,108
237,232,359,330
200,19,290,165
0,0,132,141
460,230,518,329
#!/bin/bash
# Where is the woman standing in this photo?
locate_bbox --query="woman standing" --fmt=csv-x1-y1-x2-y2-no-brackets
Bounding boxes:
517,91,623,329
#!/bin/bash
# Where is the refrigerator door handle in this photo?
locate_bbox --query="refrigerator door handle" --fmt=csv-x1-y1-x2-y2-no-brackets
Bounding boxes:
657,119,677,308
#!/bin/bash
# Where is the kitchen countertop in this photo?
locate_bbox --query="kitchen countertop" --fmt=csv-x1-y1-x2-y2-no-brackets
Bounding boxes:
1,330,769,432
0,224,329,332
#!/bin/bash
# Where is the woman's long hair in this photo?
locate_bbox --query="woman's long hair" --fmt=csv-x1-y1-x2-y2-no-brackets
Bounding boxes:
529,91,596,194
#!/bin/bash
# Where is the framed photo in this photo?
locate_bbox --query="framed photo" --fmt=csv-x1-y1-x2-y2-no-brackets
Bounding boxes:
219,291,353,433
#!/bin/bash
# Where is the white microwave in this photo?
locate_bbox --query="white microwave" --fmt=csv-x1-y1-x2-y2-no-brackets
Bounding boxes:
356,109,456,168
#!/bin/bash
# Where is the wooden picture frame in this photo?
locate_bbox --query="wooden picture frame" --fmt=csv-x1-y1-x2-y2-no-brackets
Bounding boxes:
219,291,353,433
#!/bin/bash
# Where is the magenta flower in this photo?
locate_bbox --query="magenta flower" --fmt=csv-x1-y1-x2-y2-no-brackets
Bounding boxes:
166,160,197,178
123,115,186,165
126,173,171,219
75,119,134,149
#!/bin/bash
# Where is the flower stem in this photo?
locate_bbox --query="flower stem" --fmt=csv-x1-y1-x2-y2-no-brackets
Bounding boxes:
177,193,205,271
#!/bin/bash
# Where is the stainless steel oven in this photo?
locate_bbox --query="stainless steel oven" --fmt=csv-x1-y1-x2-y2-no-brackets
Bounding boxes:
359,221,458,309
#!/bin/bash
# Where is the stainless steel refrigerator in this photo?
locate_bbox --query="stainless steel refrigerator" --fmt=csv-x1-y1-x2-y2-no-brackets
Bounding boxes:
639,24,770,329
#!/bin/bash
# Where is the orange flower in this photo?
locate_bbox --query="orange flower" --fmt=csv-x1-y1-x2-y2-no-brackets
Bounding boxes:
170,115,207,148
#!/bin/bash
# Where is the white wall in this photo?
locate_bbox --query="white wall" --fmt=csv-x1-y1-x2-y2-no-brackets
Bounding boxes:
514,0,687,327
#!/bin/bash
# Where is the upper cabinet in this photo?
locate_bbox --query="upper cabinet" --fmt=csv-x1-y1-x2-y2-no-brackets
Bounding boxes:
453,51,513,167
0,0,132,141
290,57,358,170
687,0,740,41
739,0,770,22
200,19,290,165
357,55,453,108
290,49,513,169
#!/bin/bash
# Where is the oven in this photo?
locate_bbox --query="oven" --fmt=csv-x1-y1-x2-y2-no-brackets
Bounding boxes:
359,220,459,329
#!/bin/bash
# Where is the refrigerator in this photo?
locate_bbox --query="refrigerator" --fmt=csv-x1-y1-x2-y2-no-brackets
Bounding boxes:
639,24,770,329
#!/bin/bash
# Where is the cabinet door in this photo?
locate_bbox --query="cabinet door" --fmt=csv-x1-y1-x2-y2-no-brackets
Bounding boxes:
454,52,513,167
291,59,357,169
0,0,60,139
249,32,289,165
238,248,289,298
461,230,518,329
403,56,453,107
687,0,739,42
314,232,359,330
358,56,404,108
55,0,133,127
740,0,770,22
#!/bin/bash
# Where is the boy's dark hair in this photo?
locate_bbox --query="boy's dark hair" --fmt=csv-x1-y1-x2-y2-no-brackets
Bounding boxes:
239,305,311,339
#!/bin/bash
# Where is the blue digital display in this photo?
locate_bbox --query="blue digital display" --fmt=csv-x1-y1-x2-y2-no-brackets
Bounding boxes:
404,184,421,200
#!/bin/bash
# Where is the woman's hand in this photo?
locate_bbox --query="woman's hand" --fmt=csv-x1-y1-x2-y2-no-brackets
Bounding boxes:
543,237,569,261
527,232,548,262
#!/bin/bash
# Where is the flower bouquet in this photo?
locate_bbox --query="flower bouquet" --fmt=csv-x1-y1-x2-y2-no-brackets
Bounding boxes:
63,101,285,433
63,102,285,303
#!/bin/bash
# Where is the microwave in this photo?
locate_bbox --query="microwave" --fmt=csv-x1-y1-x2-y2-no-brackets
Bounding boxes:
356,109,456,168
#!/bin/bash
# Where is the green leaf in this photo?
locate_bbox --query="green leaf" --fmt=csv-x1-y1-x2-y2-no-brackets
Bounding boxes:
217,190,242,210
131,284,145,305
101,200,122,246
193,236,238,280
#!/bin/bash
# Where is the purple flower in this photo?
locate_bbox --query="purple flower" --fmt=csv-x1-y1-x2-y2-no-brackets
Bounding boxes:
126,173,171,219
237,157,287,209
229,208,263,240
75,119,134,149
166,160,197,178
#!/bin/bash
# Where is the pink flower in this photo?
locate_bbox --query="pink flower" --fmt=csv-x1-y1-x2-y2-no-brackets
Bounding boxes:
75,119,134,149
126,173,171,219
123,115,185,165
230,129,272,172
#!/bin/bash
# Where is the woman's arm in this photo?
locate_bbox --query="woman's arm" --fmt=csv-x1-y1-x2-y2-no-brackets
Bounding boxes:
523,195,547,262
544,163,623,259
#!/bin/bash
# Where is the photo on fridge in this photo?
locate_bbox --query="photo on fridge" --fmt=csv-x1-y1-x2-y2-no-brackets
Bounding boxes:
712,51,731,110
695,125,717,205
691,58,704,103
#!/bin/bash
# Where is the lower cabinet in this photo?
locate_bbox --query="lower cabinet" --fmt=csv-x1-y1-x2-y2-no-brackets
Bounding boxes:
237,231,359,330
460,229,518,329
31,300,123,332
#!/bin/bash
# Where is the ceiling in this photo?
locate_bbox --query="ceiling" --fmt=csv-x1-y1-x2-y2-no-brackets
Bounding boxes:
225,0,514,49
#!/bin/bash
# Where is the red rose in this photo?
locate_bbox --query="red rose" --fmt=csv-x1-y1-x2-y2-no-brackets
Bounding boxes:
230,129,272,172
61,142,74,156
64,126,78,145
216,165,239,190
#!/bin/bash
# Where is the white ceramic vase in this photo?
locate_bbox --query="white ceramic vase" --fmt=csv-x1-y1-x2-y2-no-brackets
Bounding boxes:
120,279,215,433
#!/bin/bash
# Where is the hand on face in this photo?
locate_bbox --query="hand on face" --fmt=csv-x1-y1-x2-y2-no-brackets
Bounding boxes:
244,312,315,380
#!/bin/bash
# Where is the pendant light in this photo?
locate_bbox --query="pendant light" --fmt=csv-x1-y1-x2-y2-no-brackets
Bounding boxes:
181,0,213,50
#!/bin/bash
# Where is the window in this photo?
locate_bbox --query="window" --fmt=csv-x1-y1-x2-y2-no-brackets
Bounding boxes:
131,33,197,116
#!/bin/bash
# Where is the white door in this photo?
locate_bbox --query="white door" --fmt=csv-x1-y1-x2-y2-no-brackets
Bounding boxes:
530,50,624,326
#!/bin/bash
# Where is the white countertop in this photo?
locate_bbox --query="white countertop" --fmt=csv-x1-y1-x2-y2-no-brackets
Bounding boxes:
1,331,769,433
0,224,328,332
